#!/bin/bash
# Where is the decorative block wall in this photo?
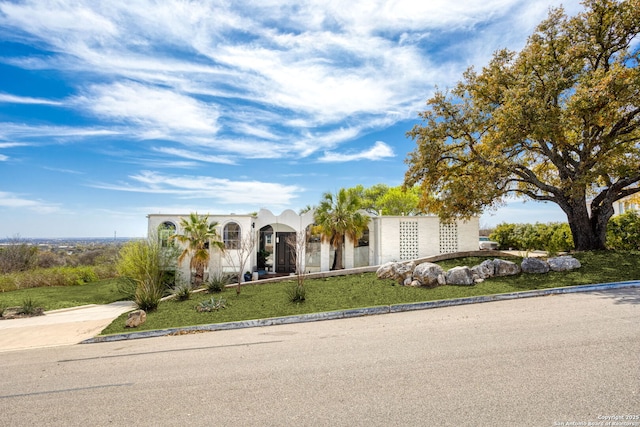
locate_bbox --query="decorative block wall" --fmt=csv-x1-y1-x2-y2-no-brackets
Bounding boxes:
439,222,459,253
399,221,419,260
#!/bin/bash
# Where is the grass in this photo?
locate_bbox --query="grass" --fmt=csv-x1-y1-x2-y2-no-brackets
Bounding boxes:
0,278,129,311
100,251,640,335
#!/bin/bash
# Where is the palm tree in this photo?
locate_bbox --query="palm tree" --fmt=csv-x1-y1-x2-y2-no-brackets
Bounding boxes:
314,189,370,270
170,213,224,287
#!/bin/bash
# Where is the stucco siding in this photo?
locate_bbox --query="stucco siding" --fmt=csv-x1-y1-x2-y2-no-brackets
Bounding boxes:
147,210,480,279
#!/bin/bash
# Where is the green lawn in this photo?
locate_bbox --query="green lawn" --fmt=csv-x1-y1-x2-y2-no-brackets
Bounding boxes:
0,278,128,311
101,251,640,335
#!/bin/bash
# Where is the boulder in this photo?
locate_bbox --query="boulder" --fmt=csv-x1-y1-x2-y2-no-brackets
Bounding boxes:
125,310,147,328
412,262,446,287
521,257,550,274
376,262,397,280
471,259,496,280
548,256,581,272
376,261,415,285
445,266,475,286
492,259,521,276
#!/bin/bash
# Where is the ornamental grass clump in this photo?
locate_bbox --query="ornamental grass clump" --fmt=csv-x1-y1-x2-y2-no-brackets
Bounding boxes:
205,272,230,293
20,297,43,316
288,283,306,303
116,238,177,312
171,282,194,301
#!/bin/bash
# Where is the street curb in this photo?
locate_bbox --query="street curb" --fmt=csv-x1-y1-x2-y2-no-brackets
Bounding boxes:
81,280,640,345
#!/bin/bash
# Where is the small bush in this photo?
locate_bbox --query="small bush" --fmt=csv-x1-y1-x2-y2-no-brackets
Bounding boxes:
0,274,17,292
0,240,38,273
117,239,176,312
196,297,226,312
20,297,43,316
205,271,230,293
607,210,640,250
288,283,306,303
490,222,573,252
172,282,193,301
134,281,164,312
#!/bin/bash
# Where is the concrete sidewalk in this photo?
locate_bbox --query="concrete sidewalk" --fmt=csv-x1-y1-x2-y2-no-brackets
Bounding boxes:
0,301,136,353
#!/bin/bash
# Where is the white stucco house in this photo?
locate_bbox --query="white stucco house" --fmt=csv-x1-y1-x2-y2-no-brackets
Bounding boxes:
147,209,479,281
613,194,639,216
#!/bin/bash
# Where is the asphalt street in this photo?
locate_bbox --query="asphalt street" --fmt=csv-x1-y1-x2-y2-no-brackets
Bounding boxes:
0,288,638,426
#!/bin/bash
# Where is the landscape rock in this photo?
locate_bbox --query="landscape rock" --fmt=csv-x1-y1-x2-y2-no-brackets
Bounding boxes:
125,310,147,328
521,257,550,274
376,261,415,285
548,256,581,272
471,260,496,280
376,262,397,280
412,262,446,287
492,259,521,276
445,266,475,286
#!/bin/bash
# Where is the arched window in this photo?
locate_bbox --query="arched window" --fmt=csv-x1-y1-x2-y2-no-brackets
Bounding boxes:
224,222,241,249
158,221,176,247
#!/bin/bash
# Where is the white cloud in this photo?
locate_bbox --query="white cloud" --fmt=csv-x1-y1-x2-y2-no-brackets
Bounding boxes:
0,191,60,213
319,141,395,162
153,147,237,165
0,93,62,105
0,0,584,159
0,123,119,140
0,142,30,148
0,154,7,161
74,82,220,136
91,171,302,206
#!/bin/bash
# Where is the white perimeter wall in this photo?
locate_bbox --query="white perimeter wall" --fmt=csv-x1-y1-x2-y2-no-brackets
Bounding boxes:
371,216,479,265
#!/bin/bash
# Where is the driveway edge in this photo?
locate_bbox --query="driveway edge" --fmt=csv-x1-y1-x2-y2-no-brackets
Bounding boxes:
82,280,640,344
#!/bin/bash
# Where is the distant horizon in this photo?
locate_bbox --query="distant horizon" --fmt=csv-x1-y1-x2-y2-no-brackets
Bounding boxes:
2,199,569,240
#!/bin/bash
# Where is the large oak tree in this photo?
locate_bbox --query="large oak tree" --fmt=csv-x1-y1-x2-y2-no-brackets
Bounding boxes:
404,0,640,251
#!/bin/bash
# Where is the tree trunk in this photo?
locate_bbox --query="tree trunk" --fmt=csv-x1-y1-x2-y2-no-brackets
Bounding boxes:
564,199,610,251
332,240,344,270
194,264,205,287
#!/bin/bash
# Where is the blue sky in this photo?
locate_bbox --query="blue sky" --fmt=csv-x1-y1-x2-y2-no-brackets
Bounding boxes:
0,0,579,238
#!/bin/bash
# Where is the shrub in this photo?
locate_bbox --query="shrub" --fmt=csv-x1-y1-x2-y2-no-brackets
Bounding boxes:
134,281,165,312
287,283,306,303
490,222,574,253
20,297,43,316
172,282,193,301
205,271,230,293
0,274,17,292
490,223,518,250
117,239,176,312
0,266,103,290
0,239,38,273
607,210,640,250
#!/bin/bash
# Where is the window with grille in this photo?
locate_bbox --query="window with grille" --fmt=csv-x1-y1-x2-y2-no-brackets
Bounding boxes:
223,222,241,249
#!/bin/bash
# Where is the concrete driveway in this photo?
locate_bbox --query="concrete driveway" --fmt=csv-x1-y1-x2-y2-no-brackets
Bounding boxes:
0,301,136,352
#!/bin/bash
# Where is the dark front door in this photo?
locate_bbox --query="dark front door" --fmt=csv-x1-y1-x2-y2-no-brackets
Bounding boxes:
276,232,295,273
